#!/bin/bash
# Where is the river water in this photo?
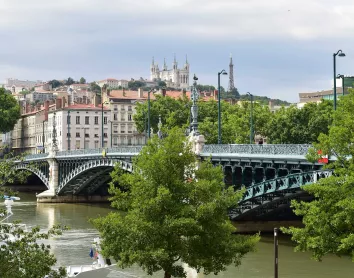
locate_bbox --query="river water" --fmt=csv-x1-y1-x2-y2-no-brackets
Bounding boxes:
4,192,354,278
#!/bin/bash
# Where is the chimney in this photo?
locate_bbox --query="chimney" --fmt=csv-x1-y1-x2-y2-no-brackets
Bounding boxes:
55,98,62,110
138,88,144,98
162,88,166,97
269,100,274,109
214,90,218,101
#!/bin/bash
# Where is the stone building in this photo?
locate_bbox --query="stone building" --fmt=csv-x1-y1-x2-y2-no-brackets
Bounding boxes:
150,56,190,89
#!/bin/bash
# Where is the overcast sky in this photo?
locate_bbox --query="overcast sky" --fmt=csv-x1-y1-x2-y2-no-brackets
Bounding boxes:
1,0,354,102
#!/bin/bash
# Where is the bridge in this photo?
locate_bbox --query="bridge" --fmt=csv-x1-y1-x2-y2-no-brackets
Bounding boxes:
14,142,331,220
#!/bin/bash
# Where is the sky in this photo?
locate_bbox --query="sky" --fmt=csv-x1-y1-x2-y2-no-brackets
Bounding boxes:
1,0,354,102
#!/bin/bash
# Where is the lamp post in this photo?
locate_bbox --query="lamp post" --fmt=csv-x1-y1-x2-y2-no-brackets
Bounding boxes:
217,70,228,144
247,92,254,144
333,50,346,110
337,74,345,96
42,120,47,153
101,101,109,148
67,110,71,150
147,88,156,138
108,120,113,148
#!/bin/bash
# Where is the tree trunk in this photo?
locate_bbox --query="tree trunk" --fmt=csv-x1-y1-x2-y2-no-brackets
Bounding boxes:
164,271,171,278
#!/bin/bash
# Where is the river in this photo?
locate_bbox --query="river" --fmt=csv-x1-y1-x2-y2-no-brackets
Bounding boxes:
4,192,354,278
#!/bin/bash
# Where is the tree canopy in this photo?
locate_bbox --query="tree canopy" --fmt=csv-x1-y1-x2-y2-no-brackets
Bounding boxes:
128,80,146,90
0,88,21,133
90,82,101,95
48,80,63,89
93,128,258,278
79,77,86,84
0,154,66,278
65,77,75,86
282,90,354,260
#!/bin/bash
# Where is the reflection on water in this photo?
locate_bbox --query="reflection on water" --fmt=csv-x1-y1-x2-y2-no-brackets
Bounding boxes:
5,192,354,278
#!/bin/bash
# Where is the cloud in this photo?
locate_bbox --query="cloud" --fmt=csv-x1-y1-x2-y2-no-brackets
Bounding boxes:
0,0,354,101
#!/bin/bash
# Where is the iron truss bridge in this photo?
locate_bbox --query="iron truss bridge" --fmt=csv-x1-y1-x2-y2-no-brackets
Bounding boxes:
15,144,332,218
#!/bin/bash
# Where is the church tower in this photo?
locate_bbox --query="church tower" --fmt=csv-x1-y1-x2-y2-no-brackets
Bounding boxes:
228,54,235,92
172,54,178,70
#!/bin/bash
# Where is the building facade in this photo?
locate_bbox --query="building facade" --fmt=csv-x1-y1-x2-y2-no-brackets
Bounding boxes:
5,78,42,93
150,56,190,89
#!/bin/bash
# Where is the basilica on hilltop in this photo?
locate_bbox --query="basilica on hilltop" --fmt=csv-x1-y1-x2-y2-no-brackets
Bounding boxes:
150,55,190,89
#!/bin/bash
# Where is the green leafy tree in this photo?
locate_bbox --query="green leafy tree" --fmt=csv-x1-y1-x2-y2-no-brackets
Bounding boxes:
0,88,21,133
158,80,167,88
0,154,67,277
65,77,75,86
90,82,102,95
48,80,63,89
265,100,333,144
128,81,146,91
93,128,258,278
282,90,354,260
79,77,86,84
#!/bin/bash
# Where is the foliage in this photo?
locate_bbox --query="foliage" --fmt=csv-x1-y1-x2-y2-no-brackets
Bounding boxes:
48,80,63,89
79,77,86,84
65,77,75,86
282,90,354,260
0,153,67,277
158,80,167,88
0,88,21,133
90,82,101,95
196,84,216,92
133,95,190,133
93,128,258,278
265,100,333,144
19,90,29,96
0,224,67,278
239,94,291,106
128,81,146,91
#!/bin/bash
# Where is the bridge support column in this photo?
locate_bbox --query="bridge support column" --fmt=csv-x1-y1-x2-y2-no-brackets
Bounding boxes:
37,146,59,199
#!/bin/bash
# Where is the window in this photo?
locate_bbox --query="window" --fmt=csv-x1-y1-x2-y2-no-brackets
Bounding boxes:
103,133,108,138
121,105,125,111
94,116,99,125
104,117,107,124
85,133,89,138
128,114,132,121
128,106,132,111
114,105,118,111
113,136,118,146
76,116,80,124
84,141,89,149
128,125,132,133
85,116,89,125
94,141,99,148
121,115,125,121
76,132,80,138
113,125,118,133
67,133,71,138
114,113,117,121
128,137,132,145
103,141,107,147
94,134,99,138
121,125,125,133
75,140,80,149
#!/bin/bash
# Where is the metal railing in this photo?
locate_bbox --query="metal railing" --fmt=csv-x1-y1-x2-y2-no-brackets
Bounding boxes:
24,153,49,160
202,144,311,156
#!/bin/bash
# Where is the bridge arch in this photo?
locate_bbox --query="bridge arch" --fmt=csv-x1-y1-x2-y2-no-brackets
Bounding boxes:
57,158,133,195
14,164,50,189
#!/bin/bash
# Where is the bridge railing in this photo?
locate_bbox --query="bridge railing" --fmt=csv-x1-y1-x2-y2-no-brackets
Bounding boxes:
24,153,49,161
56,146,144,157
201,144,311,156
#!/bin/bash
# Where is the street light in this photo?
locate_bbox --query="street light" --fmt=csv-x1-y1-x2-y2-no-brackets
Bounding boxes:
247,92,254,144
108,120,113,148
333,50,346,110
337,74,345,96
148,88,157,138
217,70,227,144
101,101,110,148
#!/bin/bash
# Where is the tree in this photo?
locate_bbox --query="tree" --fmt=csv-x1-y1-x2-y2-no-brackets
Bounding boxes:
79,77,86,84
90,82,101,95
265,100,333,144
65,77,75,86
48,80,63,89
93,128,258,278
0,88,21,133
0,154,67,278
158,80,167,88
128,81,146,91
282,90,354,260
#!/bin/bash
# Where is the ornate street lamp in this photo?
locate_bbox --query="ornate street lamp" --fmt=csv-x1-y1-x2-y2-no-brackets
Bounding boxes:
217,70,227,144
333,50,346,110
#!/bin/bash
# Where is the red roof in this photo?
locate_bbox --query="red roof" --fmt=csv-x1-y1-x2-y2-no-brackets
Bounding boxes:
65,104,110,110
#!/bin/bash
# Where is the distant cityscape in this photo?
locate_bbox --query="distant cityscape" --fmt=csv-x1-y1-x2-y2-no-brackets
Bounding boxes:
0,56,353,153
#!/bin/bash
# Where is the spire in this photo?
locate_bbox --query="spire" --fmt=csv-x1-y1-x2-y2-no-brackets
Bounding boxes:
152,56,155,65
185,55,188,64
174,53,176,63
228,53,235,92
163,58,167,70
